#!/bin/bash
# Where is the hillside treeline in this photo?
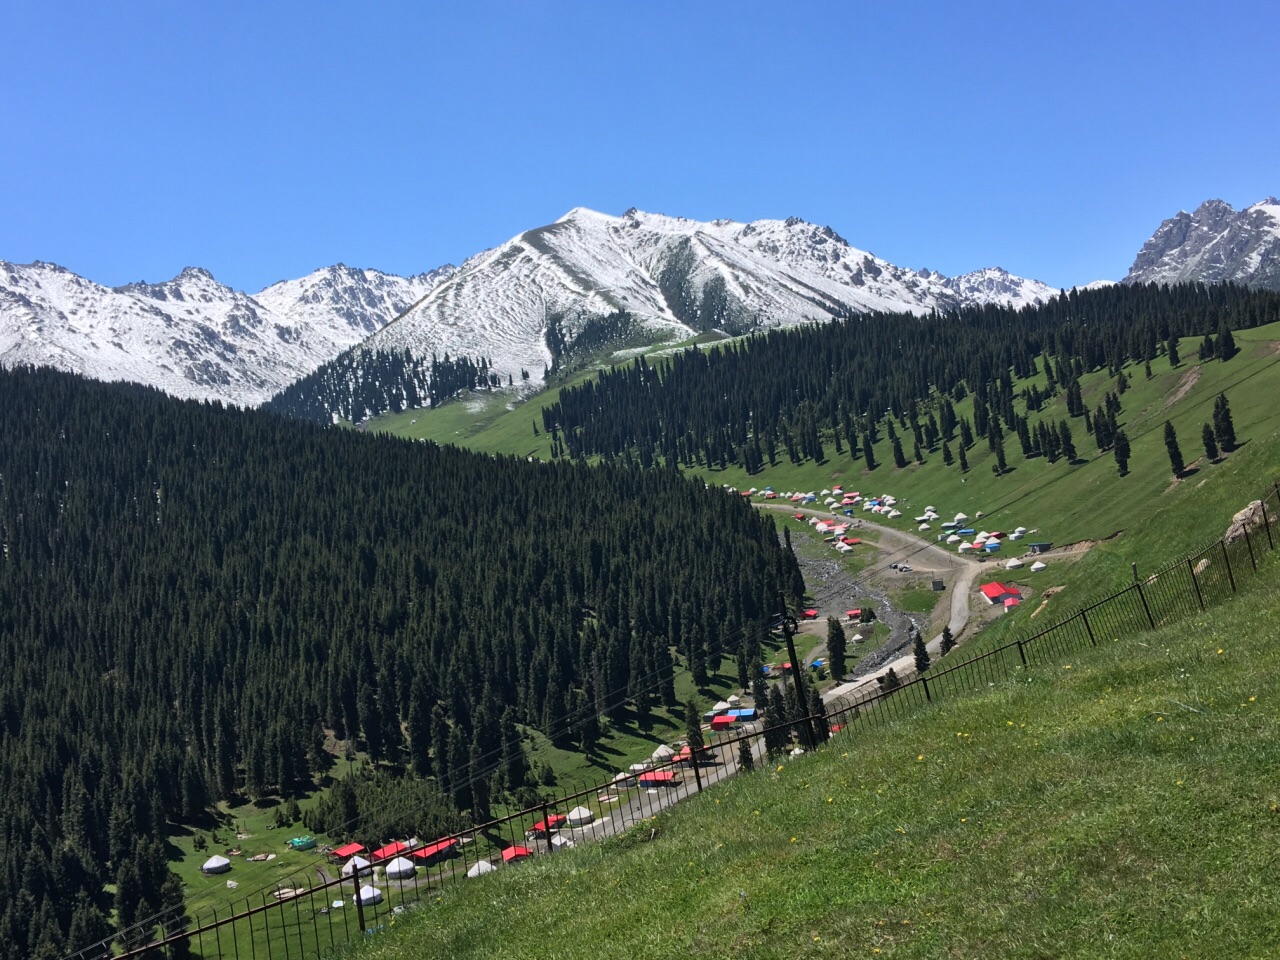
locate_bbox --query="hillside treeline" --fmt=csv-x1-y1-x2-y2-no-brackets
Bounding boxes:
0,367,799,957
542,283,1280,469
264,348,507,423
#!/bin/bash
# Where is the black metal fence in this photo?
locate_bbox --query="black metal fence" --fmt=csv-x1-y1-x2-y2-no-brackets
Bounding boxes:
67,486,1280,960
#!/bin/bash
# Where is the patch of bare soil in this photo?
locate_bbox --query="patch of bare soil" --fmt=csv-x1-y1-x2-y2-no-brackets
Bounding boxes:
1030,586,1065,618
1164,365,1202,410
1045,530,1123,557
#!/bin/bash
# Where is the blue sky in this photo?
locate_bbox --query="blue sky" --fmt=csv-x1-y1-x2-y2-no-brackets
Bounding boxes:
1,0,1276,292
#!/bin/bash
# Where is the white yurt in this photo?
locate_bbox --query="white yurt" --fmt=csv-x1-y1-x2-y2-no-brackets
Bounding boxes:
357,885,383,906
887,509,903,519
550,835,575,851
651,744,676,761
1030,561,1048,572
947,534,962,544
1005,557,1025,569
466,860,497,878
976,531,990,540
954,512,969,522
341,856,373,878
1014,526,1027,535
919,523,931,531
566,806,595,827
202,855,232,875
727,694,742,707
958,542,974,552
1009,532,1024,541
384,857,416,880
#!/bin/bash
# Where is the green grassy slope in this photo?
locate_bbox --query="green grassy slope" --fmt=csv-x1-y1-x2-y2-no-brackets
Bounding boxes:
362,555,1280,960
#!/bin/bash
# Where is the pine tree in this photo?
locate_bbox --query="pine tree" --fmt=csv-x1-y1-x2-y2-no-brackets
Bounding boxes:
940,625,955,656
807,686,830,744
684,699,705,756
912,631,931,674
1059,420,1077,462
738,738,754,773
941,440,954,465
879,667,901,691
1114,429,1131,476
826,617,848,680
958,444,969,473
1164,421,1184,477
1167,336,1180,367
1202,423,1219,463
1216,323,1236,360
1213,392,1237,451
892,435,907,469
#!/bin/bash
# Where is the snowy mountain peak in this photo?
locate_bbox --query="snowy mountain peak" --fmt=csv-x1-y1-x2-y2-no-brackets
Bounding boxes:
1125,196,1280,290
366,208,1056,389
1,259,453,405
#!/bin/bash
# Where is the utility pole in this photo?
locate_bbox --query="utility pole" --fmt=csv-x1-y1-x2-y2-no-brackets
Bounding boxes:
778,597,815,749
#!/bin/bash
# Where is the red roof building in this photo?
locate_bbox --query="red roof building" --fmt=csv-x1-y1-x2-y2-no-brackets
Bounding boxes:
710,715,735,730
411,838,459,863
637,770,679,786
803,608,819,619
331,842,365,860
979,582,1023,605
527,814,567,836
370,841,408,862
502,845,534,863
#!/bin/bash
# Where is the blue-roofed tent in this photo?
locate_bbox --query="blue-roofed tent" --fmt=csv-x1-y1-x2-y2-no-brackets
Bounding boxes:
728,708,758,720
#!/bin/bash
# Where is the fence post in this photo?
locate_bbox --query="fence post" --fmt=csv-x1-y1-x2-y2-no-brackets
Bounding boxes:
1080,609,1097,646
691,749,704,792
1261,498,1275,551
1222,540,1237,592
352,859,366,937
1187,557,1205,610
1015,639,1028,667
920,674,931,702
540,799,555,855
1243,524,1257,571
1133,580,1156,629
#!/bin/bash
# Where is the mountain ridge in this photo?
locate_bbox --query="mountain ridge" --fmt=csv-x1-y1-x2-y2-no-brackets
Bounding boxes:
1124,197,1280,289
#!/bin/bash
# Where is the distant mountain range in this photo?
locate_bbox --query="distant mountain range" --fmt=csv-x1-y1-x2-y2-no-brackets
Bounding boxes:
0,261,452,405
4,198,1277,407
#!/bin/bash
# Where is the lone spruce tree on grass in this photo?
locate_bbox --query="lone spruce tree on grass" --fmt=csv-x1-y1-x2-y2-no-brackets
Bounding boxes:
940,625,955,656
1202,424,1219,463
826,616,848,680
1213,392,1237,452
1164,420,1185,478
913,630,931,674
684,699,704,757
1113,429,1131,476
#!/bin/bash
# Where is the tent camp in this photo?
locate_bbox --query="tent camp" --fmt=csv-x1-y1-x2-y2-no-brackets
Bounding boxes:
384,857,416,880
202,855,232,875
341,856,373,878
979,582,1023,605
1030,561,1048,572
357,885,383,906
566,806,595,826
466,860,497,878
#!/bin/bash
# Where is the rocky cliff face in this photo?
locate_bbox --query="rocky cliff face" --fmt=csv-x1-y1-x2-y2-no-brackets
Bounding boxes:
1125,198,1280,290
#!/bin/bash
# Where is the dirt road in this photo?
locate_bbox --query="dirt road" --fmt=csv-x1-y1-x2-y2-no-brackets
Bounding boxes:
757,503,984,702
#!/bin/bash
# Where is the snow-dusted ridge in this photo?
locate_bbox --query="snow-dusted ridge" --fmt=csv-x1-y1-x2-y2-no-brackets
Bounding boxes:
367,207,1058,383
0,261,453,405
1125,198,1280,290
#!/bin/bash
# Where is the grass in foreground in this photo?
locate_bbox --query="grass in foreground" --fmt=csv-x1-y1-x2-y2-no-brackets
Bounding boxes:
359,560,1280,960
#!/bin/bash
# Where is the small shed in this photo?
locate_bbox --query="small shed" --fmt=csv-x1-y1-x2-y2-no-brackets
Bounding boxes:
1028,542,1053,555
331,842,365,861
710,715,735,731
288,836,316,851
931,578,945,591
550,835,575,851
411,838,459,866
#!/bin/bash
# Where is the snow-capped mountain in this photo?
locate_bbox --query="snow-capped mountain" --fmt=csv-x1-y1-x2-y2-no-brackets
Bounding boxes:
0,261,451,405
366,207,1057,380
1124,198,1280,289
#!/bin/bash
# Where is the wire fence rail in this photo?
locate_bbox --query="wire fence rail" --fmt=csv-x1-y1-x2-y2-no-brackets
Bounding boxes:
68,485,1280,960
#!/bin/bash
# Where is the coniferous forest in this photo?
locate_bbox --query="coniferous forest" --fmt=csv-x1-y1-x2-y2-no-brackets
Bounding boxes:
0,366,799,958
542,283,1280,469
